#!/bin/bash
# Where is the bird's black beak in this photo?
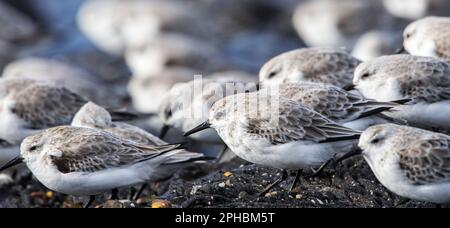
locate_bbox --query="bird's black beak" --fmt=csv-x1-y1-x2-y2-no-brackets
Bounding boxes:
394,46,406,54
0,156,24,172
342,84,355,91
160,124,170,139
184,122,211,137
333,147,363,165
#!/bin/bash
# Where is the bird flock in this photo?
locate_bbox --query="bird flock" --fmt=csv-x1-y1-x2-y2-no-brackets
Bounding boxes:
1,0,450,208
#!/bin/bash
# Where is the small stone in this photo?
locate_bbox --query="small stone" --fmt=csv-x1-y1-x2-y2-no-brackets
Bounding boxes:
239,191,248,199
190,185,203,195
317,199,324,205
151,199,171,208
218,182,226,188
264,191,277,197
295,194,302,200
224,171,233,177
46,191,54,199
225,179,232,186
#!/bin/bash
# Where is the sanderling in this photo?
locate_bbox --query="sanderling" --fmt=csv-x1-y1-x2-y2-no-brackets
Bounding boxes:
402,17,450,63
2,57,122,107
0,126,206,207
356,124,450,203
0,78,136,144
73,102,168,146
353,54,450,133
267,82,408,130
128,67,196,113
125,33,224,76
185,92,361,194
72,101,207,199
259,47,361,88
77,0,163,55
208,71,257,83
292,0,392,49
159,75,257,143
382,0,450,20
352,30,402,61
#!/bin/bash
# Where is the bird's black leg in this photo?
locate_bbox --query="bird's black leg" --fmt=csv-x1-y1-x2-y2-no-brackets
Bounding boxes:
129,187,136,201
134,183,148,201
306,149,363,179
84,195,95,208
110,188,119,200
259,170,288,196
215,144,228,163
288,170,302,193
305,159,332,179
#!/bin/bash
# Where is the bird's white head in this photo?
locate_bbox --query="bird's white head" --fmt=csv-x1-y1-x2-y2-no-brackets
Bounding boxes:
358,124,401,168
353,56,403,101
20,131,50,166
403,17,443,57
259,53,291,88
71,102,112,129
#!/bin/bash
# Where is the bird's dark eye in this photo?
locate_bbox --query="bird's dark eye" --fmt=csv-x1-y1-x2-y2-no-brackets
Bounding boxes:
361,73,370,79
29,145,38,151
165,108,172,118
370,137,382,144
405,33,411,39
268,71,278,79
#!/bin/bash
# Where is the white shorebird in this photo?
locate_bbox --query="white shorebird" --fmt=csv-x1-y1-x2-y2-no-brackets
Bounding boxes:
72,102,167,146
125,33,225,77
402,17,450,63
184,92,361,195
353,54,450,133
356,124,450,203
292,0,392,49
2,57,123,107
128,67,196,113
77,0,163,55
72,101,208,199
259,47,361,88
382,0,450,20
352,30,402,61
267,82,408,130
158,74,257,143
0,126,206,207
0,78,137,144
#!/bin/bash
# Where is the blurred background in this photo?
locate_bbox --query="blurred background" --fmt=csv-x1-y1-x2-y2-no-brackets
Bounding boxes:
2,0,450,109
3,0,449,115
2,0,450,208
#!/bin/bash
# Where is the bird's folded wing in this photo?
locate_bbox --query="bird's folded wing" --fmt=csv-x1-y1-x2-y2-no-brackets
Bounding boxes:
12,84,87,128
399,135,450,185
399,59,450,103
51,134,181,174
300,50,360,87
245,102,360,145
